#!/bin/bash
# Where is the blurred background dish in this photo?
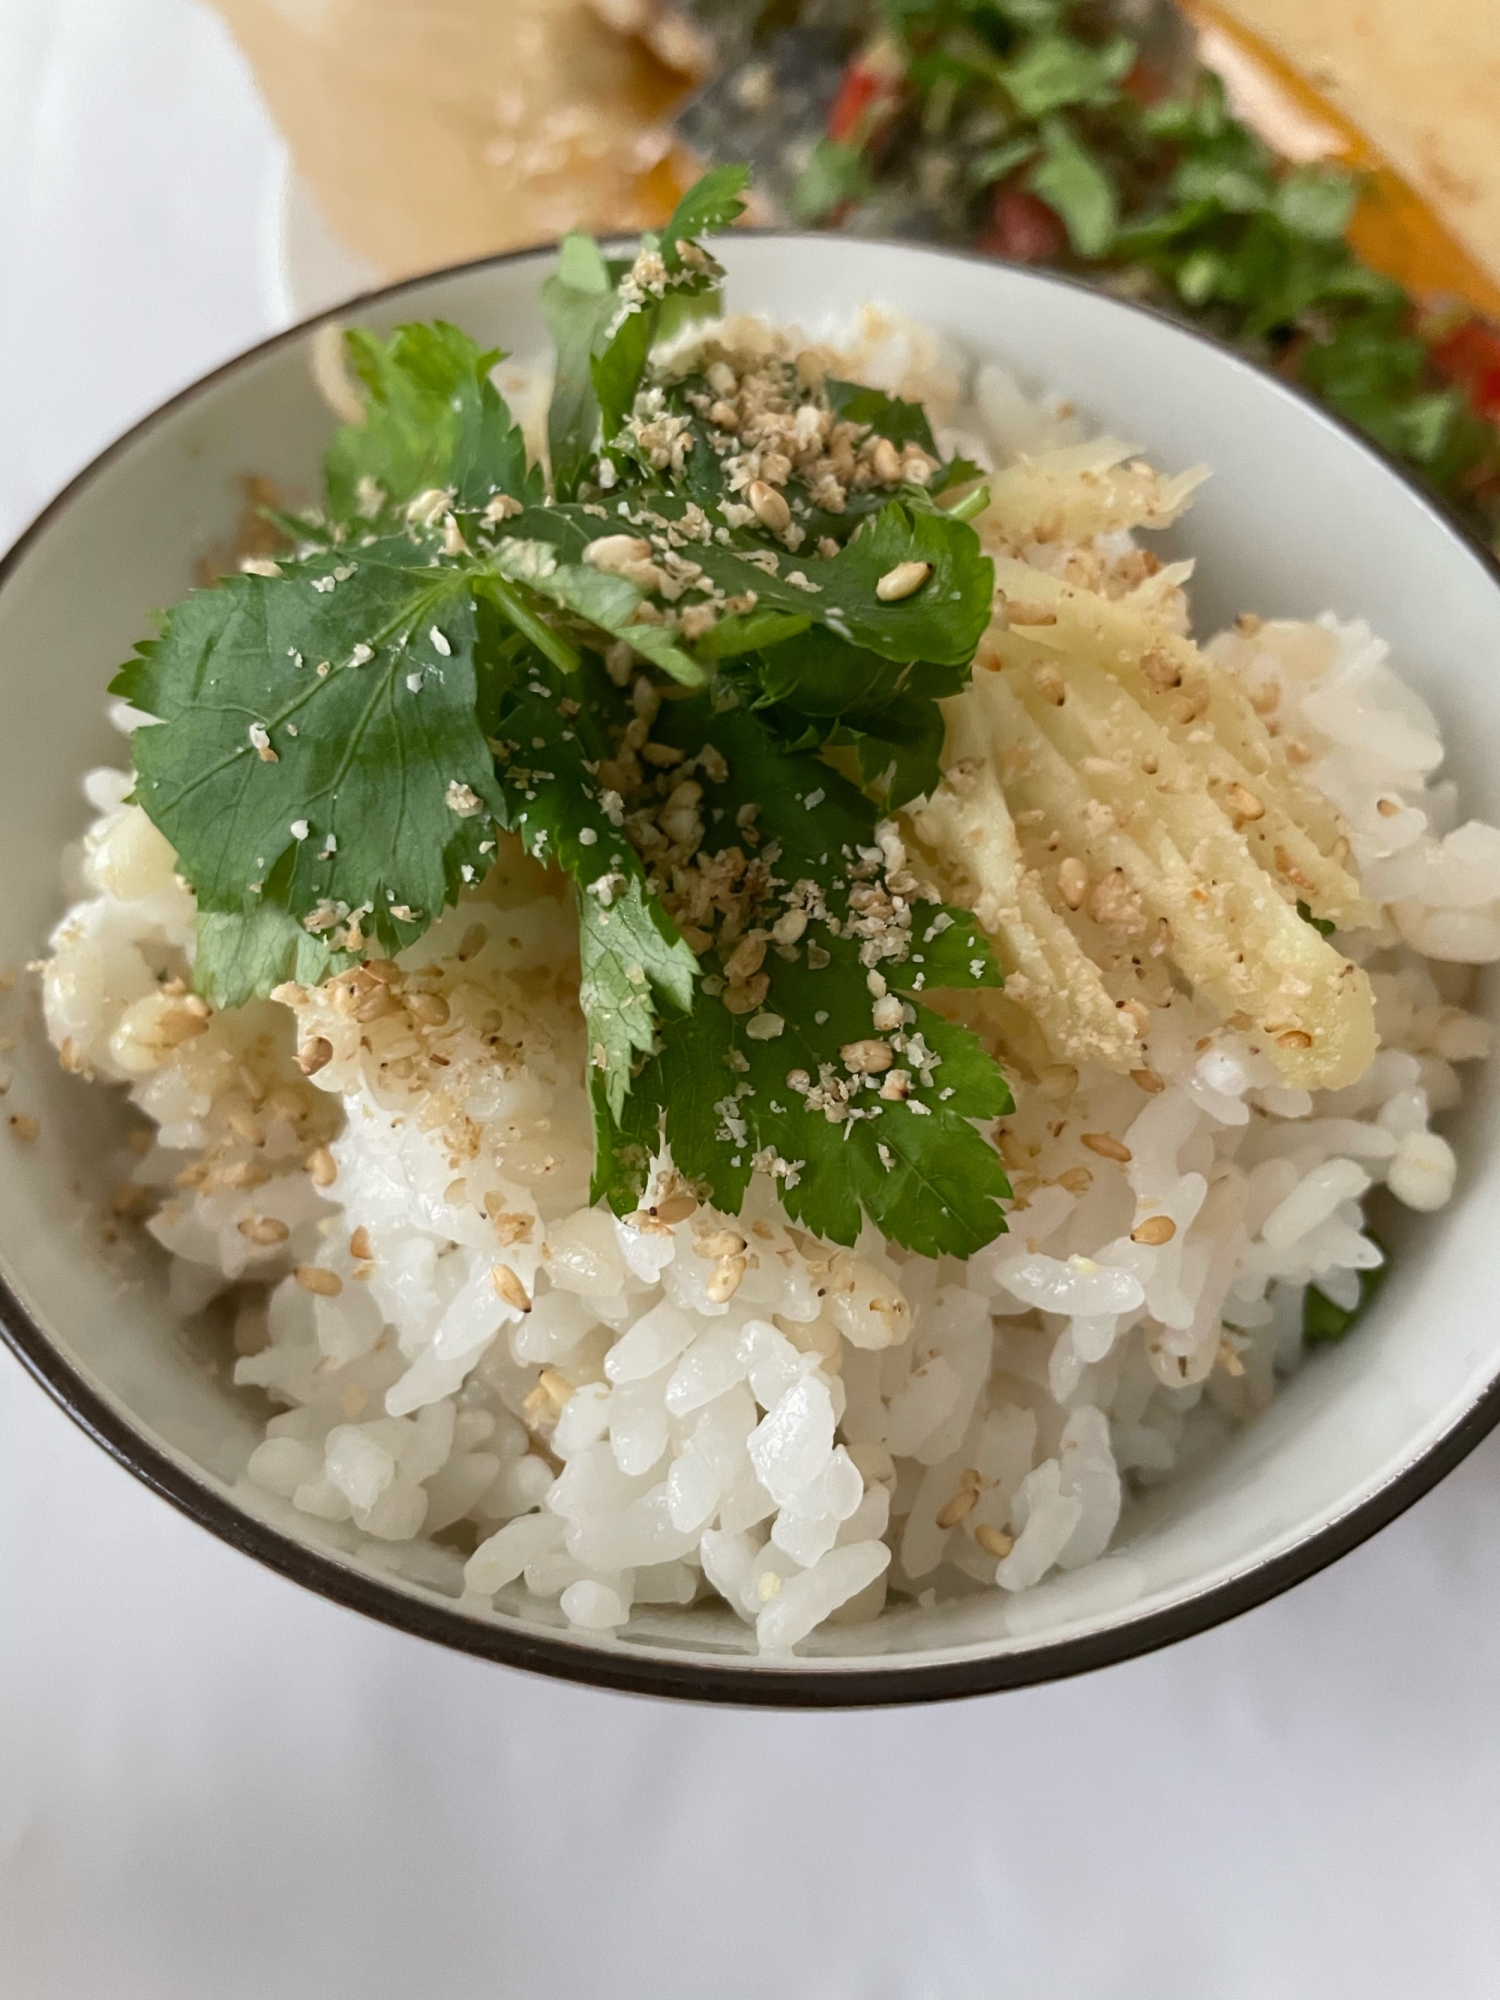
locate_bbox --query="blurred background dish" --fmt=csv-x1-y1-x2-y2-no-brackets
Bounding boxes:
212,0,713,279
243,0,1500,562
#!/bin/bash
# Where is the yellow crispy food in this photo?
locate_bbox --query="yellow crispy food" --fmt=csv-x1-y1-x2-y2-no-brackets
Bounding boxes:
908,445,1380,1091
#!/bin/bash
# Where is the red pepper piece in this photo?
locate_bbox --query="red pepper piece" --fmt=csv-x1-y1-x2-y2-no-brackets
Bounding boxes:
1430,317,1500,425
826,40,907,148
980,186,1068,264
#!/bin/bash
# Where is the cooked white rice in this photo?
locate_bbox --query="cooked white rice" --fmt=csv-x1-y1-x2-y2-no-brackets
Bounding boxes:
40,309,1496,1653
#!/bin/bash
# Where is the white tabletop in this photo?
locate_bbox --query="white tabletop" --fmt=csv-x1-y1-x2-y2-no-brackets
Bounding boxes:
5,6,1500,1993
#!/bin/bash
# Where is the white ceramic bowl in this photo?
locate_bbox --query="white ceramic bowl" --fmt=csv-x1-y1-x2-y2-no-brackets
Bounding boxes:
3,235,1498,1704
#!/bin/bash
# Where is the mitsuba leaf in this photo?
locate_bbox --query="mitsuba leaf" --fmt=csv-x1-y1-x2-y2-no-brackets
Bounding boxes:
114,544,504,965
192,905,355,1011
490,653,698,1117
325,322,540,523
824,378,939,455
658,162,751,271
542,232,623,501
617,695,1013,1256
849,695,948,807
492,493,993,671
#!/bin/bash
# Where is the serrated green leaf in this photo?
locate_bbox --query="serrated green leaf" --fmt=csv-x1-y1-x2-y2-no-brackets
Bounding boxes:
325,322,540,523
491,654,698,1117
824,378,939,455
541,233,620,501
192,904,355,1011
659,162,751,270
114,546,504,963
495,494,993,672
580,878,697,1118
1025,116,1118,256
1001,31,1134,117
627,695,1013,1255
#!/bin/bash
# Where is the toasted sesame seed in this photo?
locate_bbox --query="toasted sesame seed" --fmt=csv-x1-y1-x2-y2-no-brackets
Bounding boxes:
1131,1214,1177,1245
746,481,791,532
705,1254,747,1303
237,1215,290,1245
1081,1132,1132,1163
696,1228,748,1259
1277,1028,1314,1050
348,1226,373,1261
936,1486,979,1529
1130,1068,1165,1094
1032,664,1066,704
1226,782,1265,823
306,1146,337,1187
295,1266,343,1296
653,1192,698,1225
297,1036,334,1077
975,1524,1014,1560
537,1367,573,1410
491,1262,532,1311
1057,857,1088,910
875,560,932,602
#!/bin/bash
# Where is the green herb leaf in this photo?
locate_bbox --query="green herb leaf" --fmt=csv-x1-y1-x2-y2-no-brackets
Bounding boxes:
1001,32,1134,118
325,323,540,523
114,546,504,966
659,162,751,270
793,138,875,224
1296,898,1336,938
1274,166,1359,242
541,232,621,501
1025,116,1118,256
824,378,939,455
192,905,355,1011
488,537,708,687
490,654,698,1118
970,136,1041,188
1304,1256,1386,1346
609,696,1013,1257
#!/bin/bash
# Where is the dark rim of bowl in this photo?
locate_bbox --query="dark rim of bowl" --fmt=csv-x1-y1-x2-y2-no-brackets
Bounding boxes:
4,233,1500,1709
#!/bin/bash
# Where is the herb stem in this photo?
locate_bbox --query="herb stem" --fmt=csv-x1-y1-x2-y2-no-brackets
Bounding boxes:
943,482,992,524
477,574,582,675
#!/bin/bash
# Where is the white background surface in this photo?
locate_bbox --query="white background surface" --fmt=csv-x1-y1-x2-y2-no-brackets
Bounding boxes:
4,5,1500,1994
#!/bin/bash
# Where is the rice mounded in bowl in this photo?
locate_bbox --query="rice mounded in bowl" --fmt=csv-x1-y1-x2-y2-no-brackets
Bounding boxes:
39,303,1497,1655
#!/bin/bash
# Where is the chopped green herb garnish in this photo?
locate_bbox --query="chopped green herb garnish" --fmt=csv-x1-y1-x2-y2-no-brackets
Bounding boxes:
1297,898,1337,938
698,0,1500,559
114,168,1013,1257
1304,1256,1387,1346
